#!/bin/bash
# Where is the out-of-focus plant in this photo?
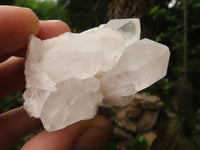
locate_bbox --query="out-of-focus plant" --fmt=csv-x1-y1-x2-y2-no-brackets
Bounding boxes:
0,92,22,113
58,0,112,32
180,109,200,147
14,0,67,22
101,135,148,150
125,136,148,150
147,0,200,105
0,0,14,5
146,1,200,146
101,134,120,150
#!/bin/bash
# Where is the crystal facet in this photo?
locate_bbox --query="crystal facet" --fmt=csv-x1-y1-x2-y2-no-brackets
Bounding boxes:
23,18,170,132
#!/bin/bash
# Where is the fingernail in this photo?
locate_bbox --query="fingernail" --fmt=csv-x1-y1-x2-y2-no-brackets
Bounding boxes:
73,127,113,150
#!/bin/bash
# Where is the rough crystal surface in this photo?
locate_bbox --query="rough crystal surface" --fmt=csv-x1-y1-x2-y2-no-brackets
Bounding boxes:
101,39,170,106
23,18,170,132
106,18,140,46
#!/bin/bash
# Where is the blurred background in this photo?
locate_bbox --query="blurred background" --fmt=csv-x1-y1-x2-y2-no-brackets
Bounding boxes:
0,0,200,149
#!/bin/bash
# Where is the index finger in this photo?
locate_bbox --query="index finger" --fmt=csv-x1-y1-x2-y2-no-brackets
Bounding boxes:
0,20,71,99
0,6,39,56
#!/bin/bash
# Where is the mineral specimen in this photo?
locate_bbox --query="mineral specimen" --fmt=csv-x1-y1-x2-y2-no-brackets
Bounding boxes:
23,18,170,132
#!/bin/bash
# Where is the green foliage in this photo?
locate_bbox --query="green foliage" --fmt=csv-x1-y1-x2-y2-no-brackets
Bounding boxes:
0,0,14,5
147,6,167,19
145,78,175,109
58,0,112,32
14,0,67,21
180,109,200,146
192,135,200,147
0,91,22,113
101,134,120,150
14,139,26,150
147,1,200,147
101,135,148,150
147,0,200,105
14,0,111,32
126,136,148,150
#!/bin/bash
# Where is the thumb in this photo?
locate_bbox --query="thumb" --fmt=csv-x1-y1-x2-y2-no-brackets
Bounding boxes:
21,115,113,150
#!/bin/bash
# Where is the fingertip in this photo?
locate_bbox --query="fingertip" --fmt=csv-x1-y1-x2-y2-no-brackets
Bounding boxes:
46,20,71,32
37,20,71,40
21,7,40,35
0,57,25,98
21,116,112,150
91,115,113,131
73,127,113,150
0,6,40,55
73,116,113,150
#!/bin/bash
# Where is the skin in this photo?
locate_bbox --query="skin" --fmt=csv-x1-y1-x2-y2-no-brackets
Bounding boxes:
0,6,113,150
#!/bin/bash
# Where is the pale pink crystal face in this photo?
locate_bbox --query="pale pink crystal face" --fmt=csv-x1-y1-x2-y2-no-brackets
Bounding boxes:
23,18,170,132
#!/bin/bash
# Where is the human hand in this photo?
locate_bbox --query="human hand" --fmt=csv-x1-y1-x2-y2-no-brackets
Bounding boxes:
0,6,113,150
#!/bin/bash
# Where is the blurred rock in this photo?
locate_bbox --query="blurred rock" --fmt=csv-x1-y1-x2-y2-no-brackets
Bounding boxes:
113,93,162,133
115,117,138,133
142,131,157,146
114,127,133,138
115,105,141,132
137,110,159,132
98,105,115,118
99,93,196,150
132,93,164,109
166,109,176,118
117,105,142,120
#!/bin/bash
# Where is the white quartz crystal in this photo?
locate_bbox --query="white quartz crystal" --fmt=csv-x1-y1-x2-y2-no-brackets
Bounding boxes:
23,18,170,132
100,39,170,106
105,18,140,46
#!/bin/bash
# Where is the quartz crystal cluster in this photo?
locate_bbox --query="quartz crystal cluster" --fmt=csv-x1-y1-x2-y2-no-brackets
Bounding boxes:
23,18,170,132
